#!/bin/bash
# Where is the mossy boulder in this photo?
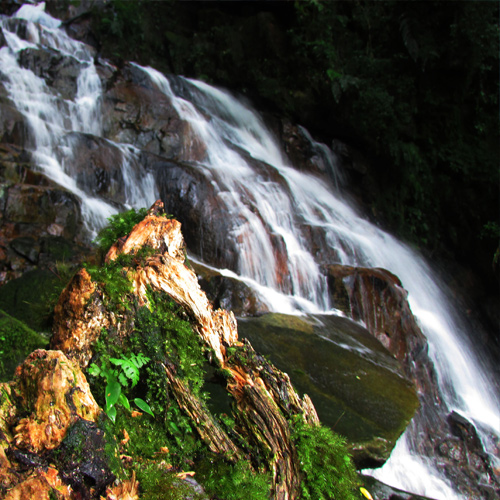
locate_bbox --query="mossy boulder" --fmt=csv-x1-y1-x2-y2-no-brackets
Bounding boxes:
0,269,66,331
238,313,420,467
0,309,48,382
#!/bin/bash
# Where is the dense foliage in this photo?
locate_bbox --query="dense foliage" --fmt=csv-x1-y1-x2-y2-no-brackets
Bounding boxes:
81,0,499,290
94,207,149,253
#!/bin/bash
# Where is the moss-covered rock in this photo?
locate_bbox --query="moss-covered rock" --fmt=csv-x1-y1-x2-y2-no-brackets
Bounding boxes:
0,309,48,382
0,269,65,331
238,313,419,467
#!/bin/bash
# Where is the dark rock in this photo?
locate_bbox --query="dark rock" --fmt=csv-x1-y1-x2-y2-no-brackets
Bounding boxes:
280,120,345,189
0,268,69,330
0,103,26,146
151,157,239,269
102,63,189,158
10,236,39,263
238,313,419,467
18,46,81,100
193,259,269,316
54,417,116,497
4,184,81,238
62,132,130,204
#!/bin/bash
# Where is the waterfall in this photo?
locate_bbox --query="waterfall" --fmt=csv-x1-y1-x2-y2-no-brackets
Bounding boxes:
1,4,498,499
0,2,158,235
133,67,500,499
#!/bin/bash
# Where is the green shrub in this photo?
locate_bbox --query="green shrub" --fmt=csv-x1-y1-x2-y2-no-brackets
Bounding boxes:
95,207,148,253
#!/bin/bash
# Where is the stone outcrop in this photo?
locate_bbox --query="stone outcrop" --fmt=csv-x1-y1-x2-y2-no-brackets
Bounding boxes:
238,313,419,468
326,263,500,499
326,264,426,367
0,144,88,286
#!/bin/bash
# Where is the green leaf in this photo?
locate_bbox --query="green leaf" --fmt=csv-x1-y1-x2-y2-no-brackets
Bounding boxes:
107,405,117,423
134,398,154,417
105,379,121,410
119,393,131,411
88,362,101,377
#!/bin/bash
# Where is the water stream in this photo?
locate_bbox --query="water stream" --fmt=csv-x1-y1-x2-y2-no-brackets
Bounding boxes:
0,3,157,235
1,4,498,499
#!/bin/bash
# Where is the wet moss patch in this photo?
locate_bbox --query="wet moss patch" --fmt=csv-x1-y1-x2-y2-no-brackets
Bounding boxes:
0,309,48,381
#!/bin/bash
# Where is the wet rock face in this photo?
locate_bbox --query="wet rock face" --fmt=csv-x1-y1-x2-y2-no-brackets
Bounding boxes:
152,157,239,269
18,46,83,100
194,260,269,317
101,62,201,160
326,264,426,368
0,143,87,285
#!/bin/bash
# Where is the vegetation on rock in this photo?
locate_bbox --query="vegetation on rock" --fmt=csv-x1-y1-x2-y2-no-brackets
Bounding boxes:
0,309,48,382
8,205,359,499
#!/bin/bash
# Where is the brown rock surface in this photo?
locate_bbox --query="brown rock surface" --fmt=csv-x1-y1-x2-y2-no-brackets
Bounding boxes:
327,264,426,367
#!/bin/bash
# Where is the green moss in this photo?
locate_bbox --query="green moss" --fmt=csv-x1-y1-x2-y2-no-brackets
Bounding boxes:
94,207,149,254
0,269,69,331
196,456,272,500
292,418,359,500
0,309,48,381
133,291,207,398
136,463,202,500
85,260,134,311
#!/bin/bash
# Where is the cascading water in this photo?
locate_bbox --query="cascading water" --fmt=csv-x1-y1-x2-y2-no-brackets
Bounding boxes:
0,2,157,235
132,67,500,499
1,4,498,499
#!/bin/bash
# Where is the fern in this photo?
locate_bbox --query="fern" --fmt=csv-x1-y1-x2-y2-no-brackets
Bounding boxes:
110,353,150,387
88,352,153,422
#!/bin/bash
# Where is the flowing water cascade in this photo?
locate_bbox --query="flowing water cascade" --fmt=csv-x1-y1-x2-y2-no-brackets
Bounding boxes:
1,4,499,499
131,68,500,499
0,3,158,235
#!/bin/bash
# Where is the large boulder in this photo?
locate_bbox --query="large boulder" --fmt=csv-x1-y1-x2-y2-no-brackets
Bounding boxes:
238,313,419,468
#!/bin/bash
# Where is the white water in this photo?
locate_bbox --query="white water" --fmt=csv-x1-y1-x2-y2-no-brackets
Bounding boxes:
139,68,500,499
0,2,157,235
2,4,499,499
